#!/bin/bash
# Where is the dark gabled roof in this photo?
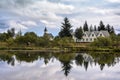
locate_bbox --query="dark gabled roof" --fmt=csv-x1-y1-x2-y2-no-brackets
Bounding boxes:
93,31,99,36
85,31,91,36
100,30,110,37
84,31,110,37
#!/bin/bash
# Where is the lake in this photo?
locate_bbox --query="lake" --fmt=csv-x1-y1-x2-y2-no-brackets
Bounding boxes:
0,51,120,80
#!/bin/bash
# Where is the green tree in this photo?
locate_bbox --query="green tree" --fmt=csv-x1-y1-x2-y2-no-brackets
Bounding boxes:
83,21,88,31
15,32,38,46
6,38,15,46
94,25,97,31
0,28,15,41
106,24,111,33
59,17,73,38
16,30,22,37
36,37,51,47
24,32,37,37
55,37,73,47
75,26,83,39
0,33,8,41
91,37,112,47
110,26,115,34
90,25,93,31
110,34,120,47
7,28,15,38
98,21,105,31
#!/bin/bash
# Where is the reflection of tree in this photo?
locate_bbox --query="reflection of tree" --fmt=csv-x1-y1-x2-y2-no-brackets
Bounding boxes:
75,54,84,66
0,54,15,66
90,52,118,70
1,51,120,73
15,52,52,65
100,64,105,71
0,52,53,66
54,53,75,76
15,52,39,62
84,61,88,71
61,61,72,76
40,53,52,65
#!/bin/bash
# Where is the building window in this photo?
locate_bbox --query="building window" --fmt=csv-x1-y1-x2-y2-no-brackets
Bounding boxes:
92,34,94,37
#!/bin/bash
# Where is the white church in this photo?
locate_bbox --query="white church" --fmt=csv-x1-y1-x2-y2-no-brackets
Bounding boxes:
73,31,110,42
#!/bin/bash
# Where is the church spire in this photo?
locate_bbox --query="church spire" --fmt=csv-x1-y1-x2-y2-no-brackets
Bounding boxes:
44,27,48,33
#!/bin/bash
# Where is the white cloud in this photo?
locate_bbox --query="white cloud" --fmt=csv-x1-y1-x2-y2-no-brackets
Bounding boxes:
87,7,111,15
21,21,37,26
8,20,28,32
0,0,75,32
105,0,120,3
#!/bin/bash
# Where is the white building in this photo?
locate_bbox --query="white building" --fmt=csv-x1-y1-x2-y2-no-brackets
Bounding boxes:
73,31,110,42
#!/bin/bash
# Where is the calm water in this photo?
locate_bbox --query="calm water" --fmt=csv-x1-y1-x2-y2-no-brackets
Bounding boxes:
0,51,120,80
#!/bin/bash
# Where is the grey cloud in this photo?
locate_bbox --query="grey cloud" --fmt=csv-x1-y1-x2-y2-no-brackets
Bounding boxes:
115,12,120,16
0,0,34,8
0,0,62,8
0,23,9,29
47,0,61,3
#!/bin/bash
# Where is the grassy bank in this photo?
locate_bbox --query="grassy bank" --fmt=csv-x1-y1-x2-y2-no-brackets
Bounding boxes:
0,47,72,53
0,46,120,53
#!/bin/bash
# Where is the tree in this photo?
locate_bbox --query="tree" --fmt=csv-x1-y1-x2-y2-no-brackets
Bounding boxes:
106,24,111,33
110,26,115,34
91,37,112,47
16,30,22,37
36,37,51,47
106,24,115,35
24,32,38,44
98,21,105,31
94,25,97,31
7,28,15,38
15,32,38,46
90,25,93,31
0,28,15,41
0,33,8,41
118,34,120,36
83,21,88,31
75,26,83,39
24,32,37,37
59,17,73,38
53,37,74,47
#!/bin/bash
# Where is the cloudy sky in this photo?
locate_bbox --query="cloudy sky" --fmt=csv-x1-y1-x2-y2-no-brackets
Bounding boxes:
0,0,120,36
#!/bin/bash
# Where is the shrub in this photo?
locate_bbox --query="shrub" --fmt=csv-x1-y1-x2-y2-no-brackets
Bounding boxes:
90,37,112,47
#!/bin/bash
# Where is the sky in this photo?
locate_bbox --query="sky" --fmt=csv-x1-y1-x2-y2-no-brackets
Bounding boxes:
0,0,120,36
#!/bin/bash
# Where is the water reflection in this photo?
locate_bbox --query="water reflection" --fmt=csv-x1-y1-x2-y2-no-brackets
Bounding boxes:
0,51,120,80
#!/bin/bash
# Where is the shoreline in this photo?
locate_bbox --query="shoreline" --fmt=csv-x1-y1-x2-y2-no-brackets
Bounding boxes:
0,47,120,52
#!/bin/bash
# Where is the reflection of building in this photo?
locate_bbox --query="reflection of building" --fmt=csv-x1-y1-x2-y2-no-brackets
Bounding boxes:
81,53,94,62
43,27,54,40
73,31,110,42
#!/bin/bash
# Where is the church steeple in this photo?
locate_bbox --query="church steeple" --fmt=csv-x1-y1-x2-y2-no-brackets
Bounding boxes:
44,27,48,33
